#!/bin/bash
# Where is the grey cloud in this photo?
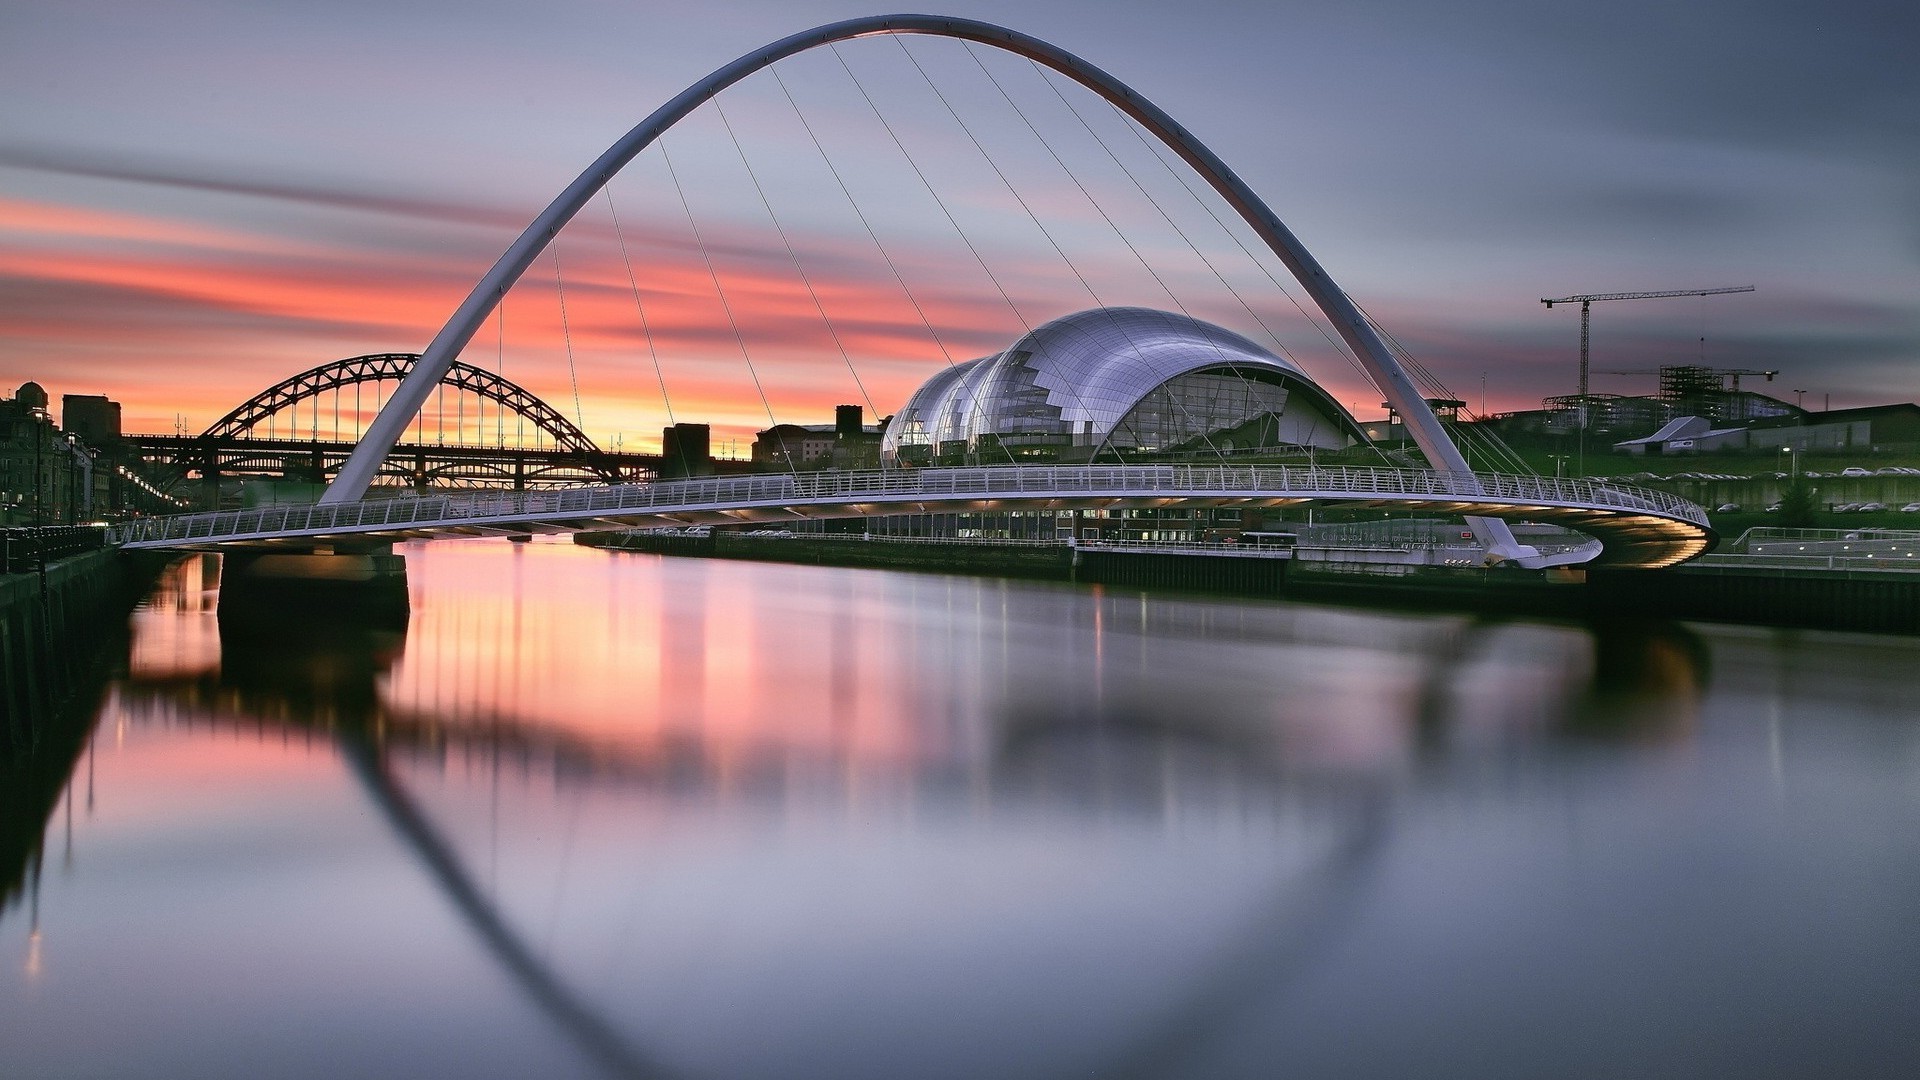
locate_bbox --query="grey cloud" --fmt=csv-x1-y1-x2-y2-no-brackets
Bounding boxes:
0,143,528,230
0,273,420,346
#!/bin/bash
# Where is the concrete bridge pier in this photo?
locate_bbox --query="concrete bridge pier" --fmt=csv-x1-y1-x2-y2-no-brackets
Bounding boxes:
217,544,410,631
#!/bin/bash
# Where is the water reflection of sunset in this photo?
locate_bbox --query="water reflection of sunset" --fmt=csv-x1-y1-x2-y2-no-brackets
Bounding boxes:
123,540,1710,790
22,539,1920,1080
388,541,947,770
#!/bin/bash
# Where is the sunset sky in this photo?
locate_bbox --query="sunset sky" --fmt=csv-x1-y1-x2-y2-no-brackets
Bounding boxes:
3,0,1915,452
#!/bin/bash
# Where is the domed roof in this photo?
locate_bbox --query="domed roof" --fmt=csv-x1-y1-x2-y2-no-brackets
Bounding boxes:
15,381,47,409
882,307,1361,460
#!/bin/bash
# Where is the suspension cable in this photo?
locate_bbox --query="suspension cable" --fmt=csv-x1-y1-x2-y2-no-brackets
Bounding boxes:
770,62,957,369
1100,97,1387,406
834,42,1055,459
1029,61,1344,457
965,42,1276,463
601,186,675,427
1096,96,1409,468
658,133,790,472
1352,301,1534,474
833,43,1030,333
712,94,880,425
549,243,587,435
1030,61,1300,366
770,61,1018,468
495,302,506,447
899,36,1222,463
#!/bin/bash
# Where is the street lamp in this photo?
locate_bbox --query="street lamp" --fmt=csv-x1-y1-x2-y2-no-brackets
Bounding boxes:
32,412,43,526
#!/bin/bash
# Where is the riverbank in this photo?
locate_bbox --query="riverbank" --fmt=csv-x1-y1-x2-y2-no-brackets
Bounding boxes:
577,530,1919,635
2,543,170,912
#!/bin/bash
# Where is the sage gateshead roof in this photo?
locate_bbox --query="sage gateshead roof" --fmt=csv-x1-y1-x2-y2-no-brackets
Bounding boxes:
881,307,1366,465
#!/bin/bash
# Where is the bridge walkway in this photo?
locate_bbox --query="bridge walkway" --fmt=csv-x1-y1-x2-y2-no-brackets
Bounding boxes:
110,464,1712,570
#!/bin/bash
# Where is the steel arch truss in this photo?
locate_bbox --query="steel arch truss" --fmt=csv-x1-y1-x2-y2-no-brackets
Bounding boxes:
204,353,604,460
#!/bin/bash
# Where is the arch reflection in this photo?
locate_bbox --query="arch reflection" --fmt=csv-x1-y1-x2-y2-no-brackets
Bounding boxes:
72,548,1718,1079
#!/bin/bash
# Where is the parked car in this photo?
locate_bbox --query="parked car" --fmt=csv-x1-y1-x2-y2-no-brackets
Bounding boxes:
1900,503,1920,513
1841,466,1872,477
1715,503,1742,513
1858,502,1886,512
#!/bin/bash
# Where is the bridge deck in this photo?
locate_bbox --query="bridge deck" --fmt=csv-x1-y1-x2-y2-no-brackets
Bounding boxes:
109,464,1714,569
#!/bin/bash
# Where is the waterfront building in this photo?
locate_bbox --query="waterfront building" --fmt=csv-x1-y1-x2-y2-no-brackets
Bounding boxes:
880,307,1364,466
0,381,97,525
1745,403,1920,453
753,406,885,470
659,422,712,479
856,309,1368,541
61,394,122,448
0,384,152,525
1614,403,1920,456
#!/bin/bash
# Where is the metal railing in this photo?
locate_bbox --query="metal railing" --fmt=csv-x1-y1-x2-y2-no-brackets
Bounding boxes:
1693,552,1920,574
2,526,109,573
108,464,1709,548
1731,526,1920,549
1070,537,1292,558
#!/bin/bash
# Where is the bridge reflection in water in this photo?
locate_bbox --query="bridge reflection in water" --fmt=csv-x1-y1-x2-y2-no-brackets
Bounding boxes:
10,543,1920,1079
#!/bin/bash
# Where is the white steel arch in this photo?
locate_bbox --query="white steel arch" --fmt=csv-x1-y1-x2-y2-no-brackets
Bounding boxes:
318,15,1529,557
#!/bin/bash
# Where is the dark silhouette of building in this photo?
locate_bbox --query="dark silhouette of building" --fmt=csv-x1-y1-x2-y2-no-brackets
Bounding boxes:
2,381,86,524
62,394,122,447
659,423,712,479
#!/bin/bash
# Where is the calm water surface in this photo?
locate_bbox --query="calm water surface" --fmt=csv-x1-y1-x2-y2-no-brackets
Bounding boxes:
5,540,1919,1079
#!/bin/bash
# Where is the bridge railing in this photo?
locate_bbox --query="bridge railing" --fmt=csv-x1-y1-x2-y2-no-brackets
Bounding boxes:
106,464,1707,546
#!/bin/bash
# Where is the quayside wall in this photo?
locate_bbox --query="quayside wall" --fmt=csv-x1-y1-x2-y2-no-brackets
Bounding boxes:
578,531,1075,581
2,545,168,913
575,531,1294,593
577,531,1917,635
1587,565,1920,635
1,547,168,742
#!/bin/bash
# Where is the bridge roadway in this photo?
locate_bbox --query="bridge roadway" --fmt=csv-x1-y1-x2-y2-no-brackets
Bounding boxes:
120,432,748,491
109,464,1714,569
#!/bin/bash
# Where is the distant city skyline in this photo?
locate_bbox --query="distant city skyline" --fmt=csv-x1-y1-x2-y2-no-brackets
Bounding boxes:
3,0,1915,450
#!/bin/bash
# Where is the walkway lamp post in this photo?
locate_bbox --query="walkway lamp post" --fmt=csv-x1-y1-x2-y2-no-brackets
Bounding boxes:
32,412,44,526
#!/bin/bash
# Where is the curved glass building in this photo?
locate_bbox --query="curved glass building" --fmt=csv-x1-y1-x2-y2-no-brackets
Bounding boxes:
881,307,1365,465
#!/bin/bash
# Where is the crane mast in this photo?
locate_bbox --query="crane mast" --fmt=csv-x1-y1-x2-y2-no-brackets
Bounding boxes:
1541,285,1754,404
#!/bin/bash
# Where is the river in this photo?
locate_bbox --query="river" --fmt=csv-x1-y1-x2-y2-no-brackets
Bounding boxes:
5,538,1918,1079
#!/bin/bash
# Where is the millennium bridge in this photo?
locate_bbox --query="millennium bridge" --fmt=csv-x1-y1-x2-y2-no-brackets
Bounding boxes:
110,463,1711,568
108,14,1714,572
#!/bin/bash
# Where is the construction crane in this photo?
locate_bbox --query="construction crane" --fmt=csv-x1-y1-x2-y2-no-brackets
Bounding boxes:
1541,285,1755,403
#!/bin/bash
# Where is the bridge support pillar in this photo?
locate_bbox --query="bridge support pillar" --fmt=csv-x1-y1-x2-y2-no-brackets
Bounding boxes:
216,545,409,632
202,457,221,511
